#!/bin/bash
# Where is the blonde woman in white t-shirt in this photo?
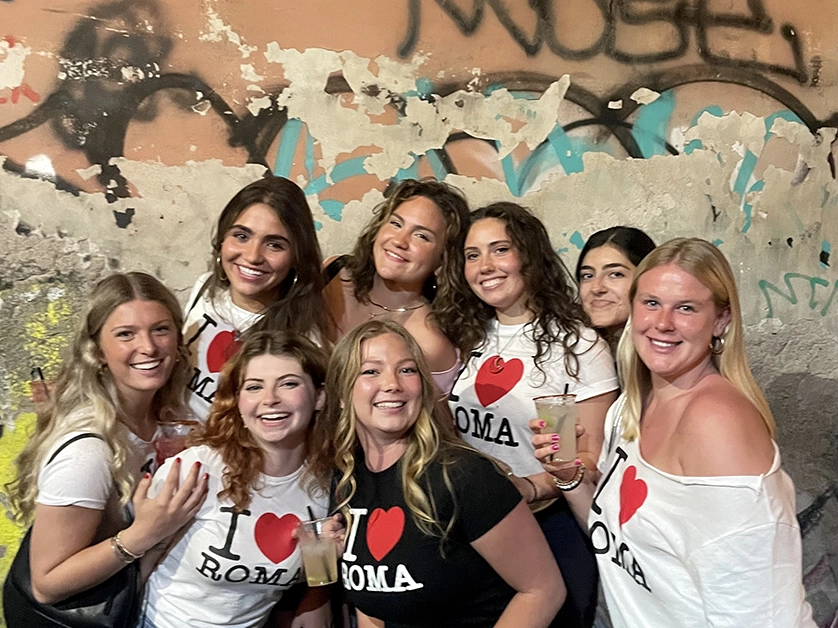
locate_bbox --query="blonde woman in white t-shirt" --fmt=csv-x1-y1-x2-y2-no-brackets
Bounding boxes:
534,238,816,628
5,272,208,626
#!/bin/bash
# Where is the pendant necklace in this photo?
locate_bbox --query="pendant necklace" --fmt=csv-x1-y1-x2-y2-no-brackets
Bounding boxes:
368,297,427,319
489,321,529,374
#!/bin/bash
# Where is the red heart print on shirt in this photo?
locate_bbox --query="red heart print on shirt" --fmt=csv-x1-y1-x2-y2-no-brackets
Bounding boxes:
619,466,647,526
254,513,300,564
366,507,405,561
475,356,524,406
206,331,242,373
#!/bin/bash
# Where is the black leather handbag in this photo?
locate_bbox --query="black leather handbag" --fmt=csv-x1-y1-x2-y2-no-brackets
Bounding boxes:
2,434,143,628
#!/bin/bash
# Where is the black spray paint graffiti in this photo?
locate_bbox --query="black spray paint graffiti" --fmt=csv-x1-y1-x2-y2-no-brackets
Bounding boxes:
398,0,807,83
0,0,834,224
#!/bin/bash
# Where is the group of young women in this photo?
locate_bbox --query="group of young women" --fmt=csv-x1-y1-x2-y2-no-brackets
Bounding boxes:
4,174,815,628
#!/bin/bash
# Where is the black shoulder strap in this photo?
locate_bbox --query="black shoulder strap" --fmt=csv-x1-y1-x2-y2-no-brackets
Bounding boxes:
323,255,349,284
47,433,104,466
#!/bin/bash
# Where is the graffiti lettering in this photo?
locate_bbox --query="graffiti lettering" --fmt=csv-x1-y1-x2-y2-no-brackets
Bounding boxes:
398,0,807,83
758,273,838,318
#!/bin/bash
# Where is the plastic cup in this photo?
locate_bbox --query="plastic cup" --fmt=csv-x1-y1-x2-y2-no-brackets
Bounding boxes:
298,518,339,586
533,394,577,462
154,420,198,466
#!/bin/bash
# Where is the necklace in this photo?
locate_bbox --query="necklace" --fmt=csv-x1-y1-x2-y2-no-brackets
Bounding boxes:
368,297,427,318
489,321,530,374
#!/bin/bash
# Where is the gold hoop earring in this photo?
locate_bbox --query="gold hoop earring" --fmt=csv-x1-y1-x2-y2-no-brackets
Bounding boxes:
216,255,228,282
710,336,725,355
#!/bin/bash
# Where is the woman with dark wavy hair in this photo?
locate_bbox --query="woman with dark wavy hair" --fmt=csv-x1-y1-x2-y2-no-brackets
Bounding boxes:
449,202,618,628
322,178,469,394
184,175,332,421
140,331,332,628
310,319,564,627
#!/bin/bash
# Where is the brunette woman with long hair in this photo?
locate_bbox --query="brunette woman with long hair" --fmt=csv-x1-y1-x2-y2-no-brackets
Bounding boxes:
184,175,332,420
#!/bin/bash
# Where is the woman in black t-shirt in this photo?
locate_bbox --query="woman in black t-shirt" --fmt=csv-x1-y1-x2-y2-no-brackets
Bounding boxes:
311,319,565,628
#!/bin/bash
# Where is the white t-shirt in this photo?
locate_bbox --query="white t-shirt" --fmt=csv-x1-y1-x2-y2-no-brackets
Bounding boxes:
450,320,618,476
142,445,328,628
183,273,263,421
37,420,156,541
590,397,816,628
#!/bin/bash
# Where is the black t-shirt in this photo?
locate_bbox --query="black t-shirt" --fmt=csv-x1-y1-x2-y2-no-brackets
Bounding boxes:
339,447,522,627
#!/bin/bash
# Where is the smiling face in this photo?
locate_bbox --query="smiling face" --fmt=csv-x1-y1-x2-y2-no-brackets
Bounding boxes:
631,263,730,385
98,299,179,405
220,203,295,312
372,196,447,290
463,217,531,324
579,244,636,331
352,332,423,449
238,353,323,455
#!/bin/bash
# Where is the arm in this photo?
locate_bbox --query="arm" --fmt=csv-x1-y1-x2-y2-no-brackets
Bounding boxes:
289,587,333,628
471,500,565,628
355,609,385,628
30,459,208,603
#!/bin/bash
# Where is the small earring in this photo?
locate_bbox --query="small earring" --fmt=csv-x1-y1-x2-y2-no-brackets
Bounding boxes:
710,336,725,355
290,269,298,290
216,255,228,282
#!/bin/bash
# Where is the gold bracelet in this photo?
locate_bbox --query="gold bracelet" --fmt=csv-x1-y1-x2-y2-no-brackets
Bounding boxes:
507,471,539,503
111,531,143,564
552,465,585,492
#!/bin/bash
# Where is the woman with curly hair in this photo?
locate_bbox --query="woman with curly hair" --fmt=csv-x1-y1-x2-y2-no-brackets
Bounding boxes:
310,319,564,627
184,175,332,421
140,331,332,628
322,178,469,394
4,272,207,625
449,203,619,628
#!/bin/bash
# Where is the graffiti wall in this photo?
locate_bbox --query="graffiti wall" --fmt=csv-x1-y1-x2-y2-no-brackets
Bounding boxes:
1,0,837,624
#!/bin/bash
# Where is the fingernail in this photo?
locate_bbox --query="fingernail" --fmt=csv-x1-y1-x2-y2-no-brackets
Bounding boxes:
175,457,181,464
539,421,546,428
551,434,559,442
144,472,151,479
203,473,209,481
551,444,559,451
574,459,582,466
193,461,201,468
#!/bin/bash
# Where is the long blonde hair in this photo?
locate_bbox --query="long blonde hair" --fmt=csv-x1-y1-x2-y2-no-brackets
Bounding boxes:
311,320,467,539
617,238,775,440
7,272,191,523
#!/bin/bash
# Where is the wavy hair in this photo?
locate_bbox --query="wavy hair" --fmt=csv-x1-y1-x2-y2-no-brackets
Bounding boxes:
207,175,332,344
310,320,468,539
617,237,776,440
575,226,656,280
345,178,469,339
192,331,328,511
8,272,191,523
452,202,588,378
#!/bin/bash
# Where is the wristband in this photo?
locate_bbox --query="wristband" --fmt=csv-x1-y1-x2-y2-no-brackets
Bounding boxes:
111,531,143,563
552,465,585,492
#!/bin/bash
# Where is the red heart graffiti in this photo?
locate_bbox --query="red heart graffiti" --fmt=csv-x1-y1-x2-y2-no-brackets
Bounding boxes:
254,513,300,564
619,466,647,526
206,330,242,373
474,356,524,406
366,506,405,562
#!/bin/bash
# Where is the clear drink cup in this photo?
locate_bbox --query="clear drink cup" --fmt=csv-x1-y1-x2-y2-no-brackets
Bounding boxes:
154,420,198,466
298,518,339,586
533,394,577,462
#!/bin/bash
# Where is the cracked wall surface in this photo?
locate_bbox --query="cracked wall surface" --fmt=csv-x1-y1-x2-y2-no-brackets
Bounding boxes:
1,0,837,624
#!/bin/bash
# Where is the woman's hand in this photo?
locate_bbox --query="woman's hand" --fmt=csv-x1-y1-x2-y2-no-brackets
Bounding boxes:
293,513,347,556
530,419,585,477
121,458,209,555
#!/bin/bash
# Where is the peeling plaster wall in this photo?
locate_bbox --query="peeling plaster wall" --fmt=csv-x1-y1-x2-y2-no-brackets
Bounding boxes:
1,0,837,624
